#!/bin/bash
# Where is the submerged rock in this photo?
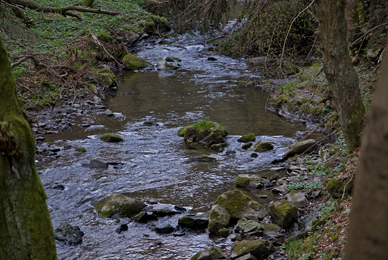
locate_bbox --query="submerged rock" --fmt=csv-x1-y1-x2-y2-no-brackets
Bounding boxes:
100,133,123,142
95,193,146,218
154,224,174,234
269,199,298,228
191,246,225,260
55,224,84,245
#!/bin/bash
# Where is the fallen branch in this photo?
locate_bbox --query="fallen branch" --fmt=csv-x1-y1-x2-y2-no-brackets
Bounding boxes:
89,29,123,68
2,0,121,21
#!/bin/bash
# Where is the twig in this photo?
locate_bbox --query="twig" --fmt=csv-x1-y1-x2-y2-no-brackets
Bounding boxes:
89,29,123,68
279,0,315,76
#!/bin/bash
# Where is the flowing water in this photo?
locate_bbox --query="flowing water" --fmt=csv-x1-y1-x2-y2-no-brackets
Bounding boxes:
37,31,307,259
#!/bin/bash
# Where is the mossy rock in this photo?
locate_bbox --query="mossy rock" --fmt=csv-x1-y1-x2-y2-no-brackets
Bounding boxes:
214,189,265,220
178,213,209,229
75,147,86,153
190,246,225,260
326,177,352,198
242,142,253,149
177,126,188,137
182,120,228,149
234,219,263,234
96,68,116,88
100,133,123,142
173,57,182,62
269,199,298,228
231,239,271,259
208,205,230,234
123,54,148,70
144,18,156,34
238,133,256,143
165,63,179,70
235,174,264,189
210,142,227,152
262,223,281,232
95,193,146,218
254,140,274,152
165,57,174,62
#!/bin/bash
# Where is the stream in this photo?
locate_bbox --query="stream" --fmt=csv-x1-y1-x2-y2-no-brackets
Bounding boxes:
37,31,307,259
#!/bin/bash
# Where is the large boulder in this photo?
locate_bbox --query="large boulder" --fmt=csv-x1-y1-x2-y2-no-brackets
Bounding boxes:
191,246,225,260
179,213,209,229
269,199,298,228
208,204,230,234
283,139,317,160
214,189,267,221
230,239,271,259
95,193,146,218
123,54,149,70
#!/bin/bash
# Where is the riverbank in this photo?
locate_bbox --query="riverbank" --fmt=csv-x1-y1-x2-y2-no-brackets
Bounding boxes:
2,1,383,259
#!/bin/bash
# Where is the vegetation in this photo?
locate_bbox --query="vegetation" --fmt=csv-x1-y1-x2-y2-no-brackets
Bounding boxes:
0,0,168,109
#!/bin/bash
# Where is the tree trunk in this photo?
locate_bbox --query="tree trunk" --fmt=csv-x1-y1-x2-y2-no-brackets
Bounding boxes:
316,0,365,152
0,40,57,259
344,47,388,259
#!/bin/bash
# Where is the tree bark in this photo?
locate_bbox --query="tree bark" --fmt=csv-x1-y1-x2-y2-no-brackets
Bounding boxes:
316,0,365,152
344,46,388,260
0,39,57,259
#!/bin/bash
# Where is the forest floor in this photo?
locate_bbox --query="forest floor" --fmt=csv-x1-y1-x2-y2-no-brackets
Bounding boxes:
1,0,384,259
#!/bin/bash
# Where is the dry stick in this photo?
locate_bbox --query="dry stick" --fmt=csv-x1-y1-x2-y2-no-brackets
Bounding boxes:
350,23,388,48
279,0,315,76
89,29,123,68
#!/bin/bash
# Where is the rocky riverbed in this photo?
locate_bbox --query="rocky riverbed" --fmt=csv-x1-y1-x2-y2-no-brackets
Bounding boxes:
30,29,343,259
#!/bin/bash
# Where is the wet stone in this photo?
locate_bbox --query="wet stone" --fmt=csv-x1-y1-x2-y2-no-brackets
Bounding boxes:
155,224,174,234
116,224,128,234
55,224,84,245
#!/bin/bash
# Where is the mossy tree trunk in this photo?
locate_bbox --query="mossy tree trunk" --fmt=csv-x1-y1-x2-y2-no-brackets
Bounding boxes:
344,46,388,259
0,39,57,259
316,0,365,152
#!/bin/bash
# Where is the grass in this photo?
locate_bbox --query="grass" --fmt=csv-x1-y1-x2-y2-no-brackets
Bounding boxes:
0,0,167,109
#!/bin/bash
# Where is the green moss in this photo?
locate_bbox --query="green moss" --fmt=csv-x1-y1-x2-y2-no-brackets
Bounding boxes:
214,190,252,219
270,199,298,228
100,133,123,142
177,126,188,137
96,68,116,87
165,63,179,70
254,140,274,152
235,176,263,188
208,205,230,233
238,133,256,143
123,54,148,70
75,147,86,153
326,177,352,198
95,193,146,218
173,57,182,62
242,142,253,149
165,57,174,62
262,223,281,232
